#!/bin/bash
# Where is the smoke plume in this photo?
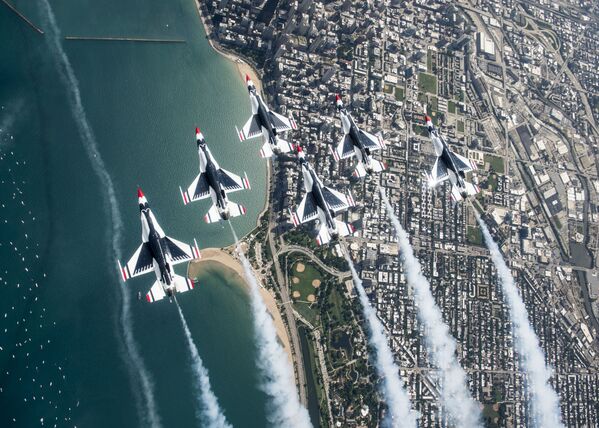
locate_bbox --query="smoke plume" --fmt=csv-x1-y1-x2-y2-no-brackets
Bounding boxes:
343,250,417,428
476,214,563,427
175,300,231,428
228,222,312,428
380,187,481,427
39,1,160,426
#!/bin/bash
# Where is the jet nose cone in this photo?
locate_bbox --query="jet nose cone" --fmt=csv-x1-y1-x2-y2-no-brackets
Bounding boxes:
245,74,251,83
137,187,144,198
425,115,431,122
195,127,200,134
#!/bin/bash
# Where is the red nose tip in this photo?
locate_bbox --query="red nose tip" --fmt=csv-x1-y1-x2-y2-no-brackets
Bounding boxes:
296,145,303,152
425,115,431,122
137,188,144,198
335,94,341,102
195,127,200,134
245,74,251,82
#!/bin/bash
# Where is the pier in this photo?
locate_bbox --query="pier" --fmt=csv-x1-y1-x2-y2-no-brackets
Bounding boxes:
1,0,44,34
64,36,186,44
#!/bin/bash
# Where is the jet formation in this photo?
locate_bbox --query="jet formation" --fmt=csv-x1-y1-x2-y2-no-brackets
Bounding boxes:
119,84,479,300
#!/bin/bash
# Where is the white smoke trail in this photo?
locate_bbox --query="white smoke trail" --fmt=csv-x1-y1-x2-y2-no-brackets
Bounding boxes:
228,222,312,428
342,250,417,428
39,1,161,426
379,187,481,427
174,300,231,428
476,214,563,428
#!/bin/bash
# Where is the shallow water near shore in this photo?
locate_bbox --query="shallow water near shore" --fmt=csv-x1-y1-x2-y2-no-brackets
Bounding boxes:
0,0,268,426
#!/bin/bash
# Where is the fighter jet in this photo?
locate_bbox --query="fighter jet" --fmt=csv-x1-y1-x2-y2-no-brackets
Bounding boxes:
236,74,297,158
289,146,356,245
331,94,386,178
180,128,251,223
118,188,201,303
424,115,479,202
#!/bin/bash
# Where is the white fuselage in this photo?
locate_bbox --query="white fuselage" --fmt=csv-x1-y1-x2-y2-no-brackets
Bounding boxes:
250,91,280,150
300,161,338,236
139,205,176,293
430,130,467,195
339,110,375,170
197,144,232,219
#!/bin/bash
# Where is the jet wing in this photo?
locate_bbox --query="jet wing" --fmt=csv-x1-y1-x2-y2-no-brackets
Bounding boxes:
181,173,210,205
428,158,450,187
450,152,474,173
164,236,200,265
360,130,384,150
321,187,351,213
119,243,154,281
268,111,293,132
331,135,355,161
237,115,262,141
217,169,250,193
290,192,319,226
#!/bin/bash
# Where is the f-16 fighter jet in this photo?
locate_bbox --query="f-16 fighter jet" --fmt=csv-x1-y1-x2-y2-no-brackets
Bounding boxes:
236,74,298,158
424,115,479,202
331,94,386,178
180,128,251,223
289,146,356,245
118,188,201,303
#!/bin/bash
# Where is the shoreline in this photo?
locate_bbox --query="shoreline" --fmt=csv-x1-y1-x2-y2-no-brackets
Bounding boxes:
187,248,292,363
193,0,263,93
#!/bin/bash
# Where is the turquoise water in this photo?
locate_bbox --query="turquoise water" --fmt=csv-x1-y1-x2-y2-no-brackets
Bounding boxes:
0,0,268,426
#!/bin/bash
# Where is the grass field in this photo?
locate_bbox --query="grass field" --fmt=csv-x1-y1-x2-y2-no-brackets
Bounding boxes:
427,50,433,72
418,72,437,94
448,100,456,114
290,261,323,326
457,120,465,133
485,154,505,173
467,226,483,246
291,261,322,300
487,173,498,191
394,86,404,101
414,124,429,137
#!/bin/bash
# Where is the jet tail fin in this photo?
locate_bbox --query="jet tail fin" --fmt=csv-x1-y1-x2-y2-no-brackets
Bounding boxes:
145,281,166,303
352,162,367,178
315,224,332,246
335,220,355,237
449,181,480,203
174,274,195,294
227,202,247,219
260,141,274,158
465,181,480,197
352,159,385,178
370,159,385,173
260,138,293,158
275,138,294,154
203,204,221,224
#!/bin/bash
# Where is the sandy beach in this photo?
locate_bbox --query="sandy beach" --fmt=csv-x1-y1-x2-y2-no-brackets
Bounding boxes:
188,248,292,363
